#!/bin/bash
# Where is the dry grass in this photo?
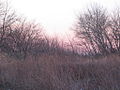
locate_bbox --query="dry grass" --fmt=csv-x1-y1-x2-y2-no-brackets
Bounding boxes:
0,53,120,90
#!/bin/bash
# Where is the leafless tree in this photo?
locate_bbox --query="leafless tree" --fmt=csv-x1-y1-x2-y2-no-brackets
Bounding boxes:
0,1,18,48
74,5,114,55
8,20,42,59
110,8,120,52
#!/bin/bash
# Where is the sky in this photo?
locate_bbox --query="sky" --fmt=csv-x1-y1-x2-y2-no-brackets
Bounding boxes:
9,0,120,37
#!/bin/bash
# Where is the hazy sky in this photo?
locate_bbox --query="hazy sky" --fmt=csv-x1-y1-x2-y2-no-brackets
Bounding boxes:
10,0,120,37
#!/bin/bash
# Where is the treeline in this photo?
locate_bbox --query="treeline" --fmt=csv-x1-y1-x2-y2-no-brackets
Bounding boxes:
74,5,120,56
1,1,120,59
0,1,76,60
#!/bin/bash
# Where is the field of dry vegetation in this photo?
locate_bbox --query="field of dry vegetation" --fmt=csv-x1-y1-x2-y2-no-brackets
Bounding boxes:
0,53,120,90
0,1,120,90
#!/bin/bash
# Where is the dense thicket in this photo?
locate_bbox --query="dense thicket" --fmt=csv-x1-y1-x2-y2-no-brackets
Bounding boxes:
0,1,74,59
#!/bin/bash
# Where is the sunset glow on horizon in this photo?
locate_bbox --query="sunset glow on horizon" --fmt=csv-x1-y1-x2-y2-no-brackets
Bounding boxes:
9,0,120,38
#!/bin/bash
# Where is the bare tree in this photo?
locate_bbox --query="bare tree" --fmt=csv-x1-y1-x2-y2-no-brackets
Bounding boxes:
0,1,18,48
8,20,42,59
74,5,114,55
110,8,120,52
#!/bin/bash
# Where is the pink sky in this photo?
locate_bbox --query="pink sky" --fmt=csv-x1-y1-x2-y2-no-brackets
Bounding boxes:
10,0,120,38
